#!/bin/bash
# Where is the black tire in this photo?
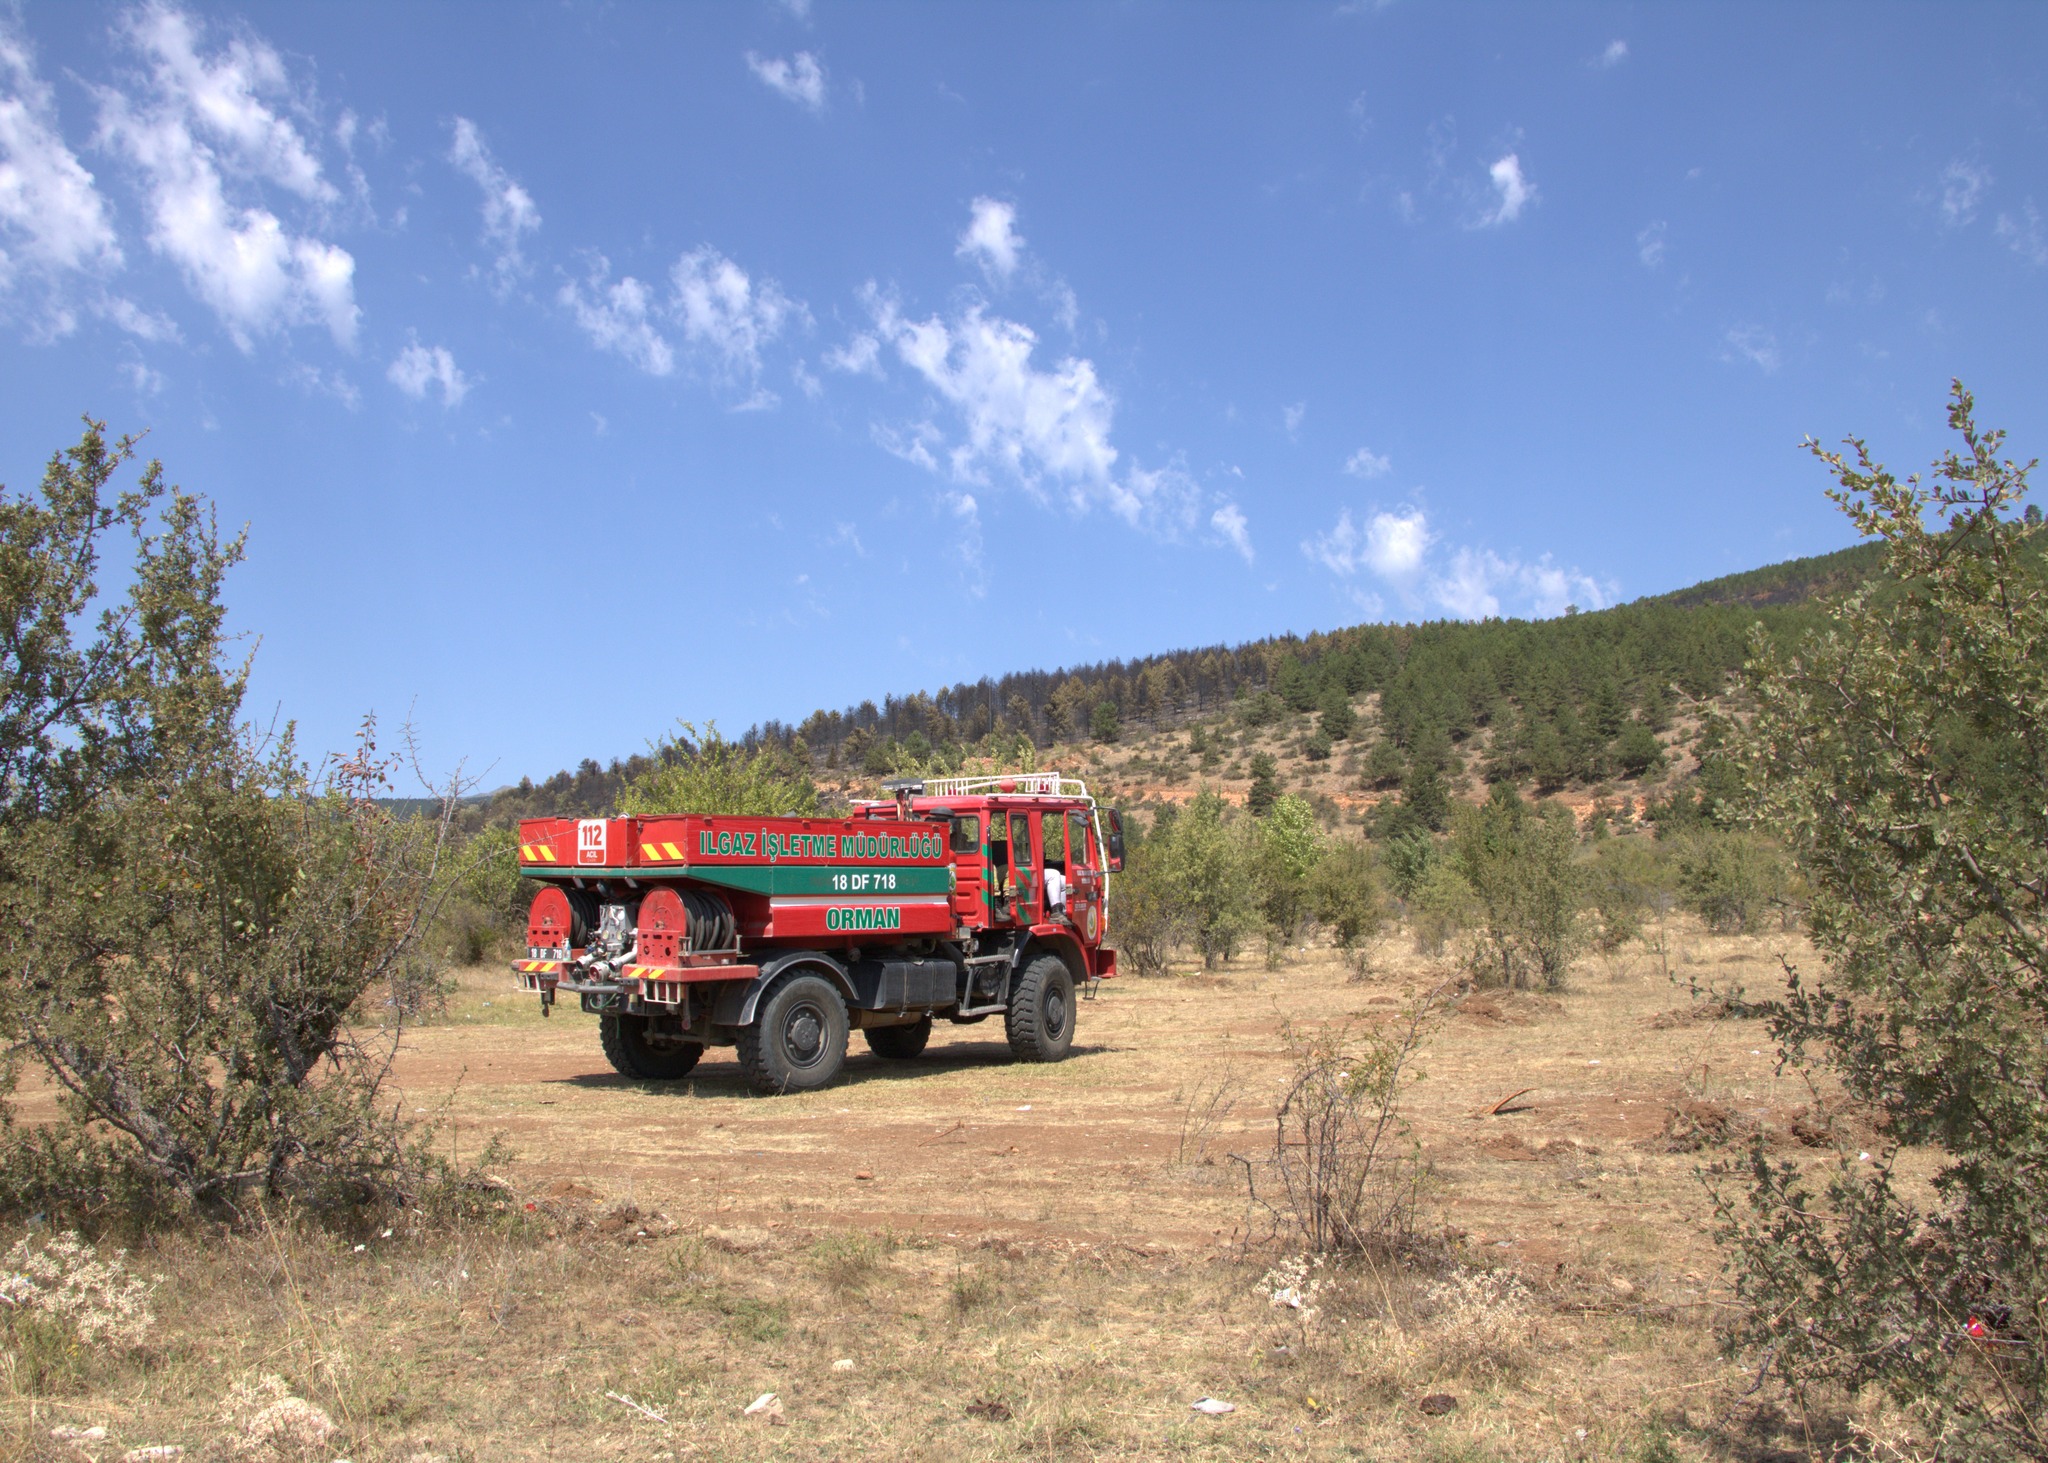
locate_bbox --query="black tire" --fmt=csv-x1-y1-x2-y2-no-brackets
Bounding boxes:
865,1016,933,1060
1005,955,1076,1063
599,1012,703,1080
738,973,850,1094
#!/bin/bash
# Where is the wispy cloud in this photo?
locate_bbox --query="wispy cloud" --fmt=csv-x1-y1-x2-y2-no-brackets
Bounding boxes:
97,3,357,351
1478,153,1535,227
1594,39,1628,68
1722,324,1780,373
671,245,798,385
1283,401,1306,437
1637,220,1666,268
0,17,123,306
1306,507,1431,579
1997,204,2048,266
956,196,1023,282
1938,159,1990,228
747,51,825,112
559,245,801,398
857,273,1242,553
1304,504,1609,619
1343,447,1391,479
449,117,540,290
1212,502,1253,563
559,258,673,375
388,339,470,406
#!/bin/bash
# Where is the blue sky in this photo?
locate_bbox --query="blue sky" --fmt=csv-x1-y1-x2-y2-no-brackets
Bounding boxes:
1,2,2043,788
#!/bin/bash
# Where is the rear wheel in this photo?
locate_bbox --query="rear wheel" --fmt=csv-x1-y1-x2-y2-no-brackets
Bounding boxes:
739,973,850,1094
1005,955,1075,1063
599,1012,703,1080
865,1016,933,1060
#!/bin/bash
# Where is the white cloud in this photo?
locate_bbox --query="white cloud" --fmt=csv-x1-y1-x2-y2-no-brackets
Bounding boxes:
792,358,823,398
874,294,1119,500
746,51,825,112
1112,460,1205,538
1637,220,1666,268
559,246,798,388
1308,507,1432,579
824,330,883,376
1479,153,1535,227
956,196,1023,282
1997,204,2048,266
670,246,795,380
449,117,540,289
96,294,179,340
1343,447,1391,479
861,286,1236,549
121,356,164,394
1596,39,1628,68
1434,546,1506,618
1303,504,1609,620
777,0,814,17
387,339,469,406
284,361,359,409
1211,501,1253,563
1722,324,1781,373
559,259,673,375
1939,159,1990,228
1364,508,1431,576
98,4,358,350
1283,401,1306,436
0,21,123,283
943,488,985,591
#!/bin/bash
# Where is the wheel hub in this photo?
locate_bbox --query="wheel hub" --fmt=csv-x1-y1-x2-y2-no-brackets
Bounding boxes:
786,1006,824,1065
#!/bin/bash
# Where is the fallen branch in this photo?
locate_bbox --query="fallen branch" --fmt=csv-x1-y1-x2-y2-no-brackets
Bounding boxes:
605,1391,669,1424
1487,1088,1536,1116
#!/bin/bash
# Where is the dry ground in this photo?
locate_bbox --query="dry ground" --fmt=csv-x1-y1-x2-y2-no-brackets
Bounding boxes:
2,920,1862,1462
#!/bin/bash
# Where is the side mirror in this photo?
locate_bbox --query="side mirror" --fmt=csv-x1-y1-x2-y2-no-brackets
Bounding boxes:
1104,809,1125,872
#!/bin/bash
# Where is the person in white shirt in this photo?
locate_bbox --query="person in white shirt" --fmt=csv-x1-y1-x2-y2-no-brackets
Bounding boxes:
1042,864,1067,918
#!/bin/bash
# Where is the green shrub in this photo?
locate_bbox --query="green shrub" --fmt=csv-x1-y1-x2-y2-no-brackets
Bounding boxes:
1718,385,2048,1458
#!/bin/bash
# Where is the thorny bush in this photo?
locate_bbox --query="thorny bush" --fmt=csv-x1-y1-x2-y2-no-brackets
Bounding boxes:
1239,986,1448,1256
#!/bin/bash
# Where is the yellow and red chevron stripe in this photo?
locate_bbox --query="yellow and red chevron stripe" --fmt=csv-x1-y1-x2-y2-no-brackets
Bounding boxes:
518,843,560,863
639,840,687,862
514,959,565,974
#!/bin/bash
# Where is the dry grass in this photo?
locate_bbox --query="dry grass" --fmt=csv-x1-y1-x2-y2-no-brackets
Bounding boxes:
0,920,1854,1461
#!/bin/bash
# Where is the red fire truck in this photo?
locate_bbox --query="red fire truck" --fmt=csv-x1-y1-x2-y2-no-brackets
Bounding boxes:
512,774,1124,1093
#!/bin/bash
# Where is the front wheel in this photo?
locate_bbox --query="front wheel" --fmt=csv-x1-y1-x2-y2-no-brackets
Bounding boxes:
1005,955,1076,1063
738,973,850,1094
599,1013,703,1080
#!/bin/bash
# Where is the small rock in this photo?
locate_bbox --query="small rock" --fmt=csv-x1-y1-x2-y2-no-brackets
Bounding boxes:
854,1170,874,1180
1418,1393,1458,1416
1610,1276,1636,1299
831,1359,855,1372
1190,1397,1236,1415
51,1425,108,1442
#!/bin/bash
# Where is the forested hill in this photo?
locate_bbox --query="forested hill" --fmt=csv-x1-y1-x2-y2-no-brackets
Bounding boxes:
1650,541,1885,610
474,537,1877,825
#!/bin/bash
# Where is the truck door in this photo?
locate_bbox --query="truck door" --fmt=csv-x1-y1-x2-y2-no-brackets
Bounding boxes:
1007,809,1038,923
1066,808,1104,944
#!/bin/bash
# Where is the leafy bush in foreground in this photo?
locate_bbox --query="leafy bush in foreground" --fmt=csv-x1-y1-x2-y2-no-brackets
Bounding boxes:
1721,386,2048,1457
